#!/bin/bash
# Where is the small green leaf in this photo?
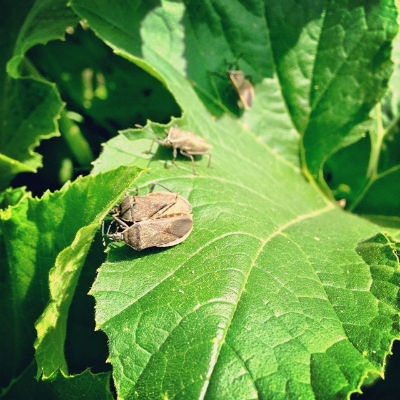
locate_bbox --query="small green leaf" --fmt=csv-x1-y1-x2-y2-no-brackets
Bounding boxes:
2,362,113,400
0,165,142,387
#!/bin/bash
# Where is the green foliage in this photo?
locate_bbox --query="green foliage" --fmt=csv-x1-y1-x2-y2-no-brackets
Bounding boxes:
2,363,113,400
29,25,181,132
326,29,400,224
0,0,77,190
0,165,141,389
1,1,400,400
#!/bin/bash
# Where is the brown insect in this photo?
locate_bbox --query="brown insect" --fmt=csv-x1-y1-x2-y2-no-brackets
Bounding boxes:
228,70,254,110
107,213,193,251
105,186,193,250
111,191,192,224
148,125,212,174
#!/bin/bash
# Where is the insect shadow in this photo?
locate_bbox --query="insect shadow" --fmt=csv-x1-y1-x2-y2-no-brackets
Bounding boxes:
145,143,198,171
135,125,196,170
145,136,209,173
106,240,170,263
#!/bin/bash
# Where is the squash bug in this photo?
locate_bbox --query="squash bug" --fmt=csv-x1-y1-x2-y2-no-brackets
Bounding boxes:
228,70,254,110
104,185,193,250
107,212,193,251
112,191,192,224
148,125,212,174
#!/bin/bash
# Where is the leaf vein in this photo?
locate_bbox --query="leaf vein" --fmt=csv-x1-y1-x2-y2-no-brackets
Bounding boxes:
200,204,334,398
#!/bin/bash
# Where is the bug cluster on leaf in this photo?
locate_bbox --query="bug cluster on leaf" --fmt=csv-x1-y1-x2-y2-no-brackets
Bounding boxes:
104,184,193,250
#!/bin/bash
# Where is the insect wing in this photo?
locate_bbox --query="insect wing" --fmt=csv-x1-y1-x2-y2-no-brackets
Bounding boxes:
157,214,193,247
182,134,212,153
124,214,193,250
162,194,192,215
119,192,178,222
168,126,212,153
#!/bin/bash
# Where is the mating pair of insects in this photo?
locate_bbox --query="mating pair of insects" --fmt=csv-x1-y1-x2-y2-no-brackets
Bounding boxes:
104,184,193,250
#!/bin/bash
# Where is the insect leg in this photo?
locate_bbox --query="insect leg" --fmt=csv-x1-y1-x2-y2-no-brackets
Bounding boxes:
111,215,130,229
207,152,212,168
101,220,106,246
106,220,113,235
172,146,177,164
103,219,117,245
146,138,164,155
149,182,173,193
152,192,180,218
146,139,156,154
180,149,197,175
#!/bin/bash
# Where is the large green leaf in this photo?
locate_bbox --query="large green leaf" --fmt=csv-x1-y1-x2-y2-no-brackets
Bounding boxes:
0,165,141,388
91,118,400,400
68,1,400,399
0,0,77,190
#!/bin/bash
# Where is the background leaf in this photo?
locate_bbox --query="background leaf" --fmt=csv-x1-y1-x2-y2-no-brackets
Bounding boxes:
29,25,181,133
0,165,141,389
325,21,400,225
0,0,77,190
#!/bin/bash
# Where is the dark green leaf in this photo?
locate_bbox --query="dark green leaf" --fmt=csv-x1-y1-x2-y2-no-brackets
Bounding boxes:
325,24,400,220
2,363,113,400
0,0,77,189
29,25,181,133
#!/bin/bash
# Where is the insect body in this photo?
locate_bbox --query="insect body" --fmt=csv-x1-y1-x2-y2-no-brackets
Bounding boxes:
149,126,212,174
228,70,254,110
112,191,192,223
105,189,193,250
107,213,193,251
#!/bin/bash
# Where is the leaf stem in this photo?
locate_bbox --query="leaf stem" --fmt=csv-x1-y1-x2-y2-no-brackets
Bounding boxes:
59,110,94,167
349,104,384,211
366,104,384,179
